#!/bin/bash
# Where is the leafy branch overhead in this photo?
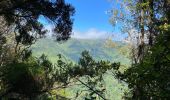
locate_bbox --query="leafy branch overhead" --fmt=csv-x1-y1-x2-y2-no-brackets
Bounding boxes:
0,0,75,44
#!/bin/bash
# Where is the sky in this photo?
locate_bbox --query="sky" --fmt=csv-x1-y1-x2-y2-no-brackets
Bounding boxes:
66,0,117,39
40,0,126,40
66,0,112,31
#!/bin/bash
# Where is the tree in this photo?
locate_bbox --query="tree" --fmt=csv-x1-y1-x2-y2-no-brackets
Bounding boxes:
0,0,75,55
0,0,75,99
112,0,170,99
0,51,119,99
0,1,121,99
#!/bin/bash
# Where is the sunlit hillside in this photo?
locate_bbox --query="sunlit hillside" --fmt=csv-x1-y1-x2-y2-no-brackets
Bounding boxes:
31,38,130,65
31,38,130,99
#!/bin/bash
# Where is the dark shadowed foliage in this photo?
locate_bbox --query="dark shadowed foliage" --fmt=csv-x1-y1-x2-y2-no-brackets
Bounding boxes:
0,51,119,99
112,0,170,99
0,0,75,45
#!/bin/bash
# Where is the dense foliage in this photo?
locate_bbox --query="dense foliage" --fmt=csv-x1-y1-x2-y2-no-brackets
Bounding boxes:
32,38,130,99
0,51,119,99
110,0,170,99
1,0,170,99
0,0,123,99
0,0,75,42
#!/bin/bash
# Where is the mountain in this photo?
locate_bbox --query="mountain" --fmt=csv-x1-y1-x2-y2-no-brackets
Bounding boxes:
31,38,130,65
31,38,130,99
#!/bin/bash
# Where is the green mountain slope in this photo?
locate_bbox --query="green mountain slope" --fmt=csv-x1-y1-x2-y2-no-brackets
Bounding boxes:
31,38,130,64
31,38,130,100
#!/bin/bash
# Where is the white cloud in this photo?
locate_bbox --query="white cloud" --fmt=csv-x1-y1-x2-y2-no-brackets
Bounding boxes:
44,24,55,37
44,25,111,39
71,28,110,39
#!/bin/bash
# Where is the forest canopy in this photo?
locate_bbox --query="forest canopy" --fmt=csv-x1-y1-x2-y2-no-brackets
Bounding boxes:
0,0,170,100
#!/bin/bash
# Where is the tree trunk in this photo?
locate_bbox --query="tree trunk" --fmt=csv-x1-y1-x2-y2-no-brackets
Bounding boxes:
148,0,154,46
138,0,145,62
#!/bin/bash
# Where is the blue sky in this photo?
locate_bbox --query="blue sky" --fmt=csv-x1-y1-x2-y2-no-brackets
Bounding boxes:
66,0,113,32
65,0,125,39
40,0,126,40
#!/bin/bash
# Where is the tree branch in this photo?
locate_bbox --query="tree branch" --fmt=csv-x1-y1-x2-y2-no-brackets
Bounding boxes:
75,78,107,100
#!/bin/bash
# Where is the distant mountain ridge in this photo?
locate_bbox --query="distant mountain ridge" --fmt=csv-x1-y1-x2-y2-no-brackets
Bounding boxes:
31,38,130,64
31,38,130,99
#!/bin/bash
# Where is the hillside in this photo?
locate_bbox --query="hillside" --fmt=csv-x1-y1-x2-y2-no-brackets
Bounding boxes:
31,38,130,64
31,38,130,99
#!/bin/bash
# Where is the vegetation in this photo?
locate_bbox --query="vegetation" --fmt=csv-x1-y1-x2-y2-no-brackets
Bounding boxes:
31,38,130,99
31,38,130,64
109,0,170,99
0,0,170,99
0,1,124,99
0,50,121,99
